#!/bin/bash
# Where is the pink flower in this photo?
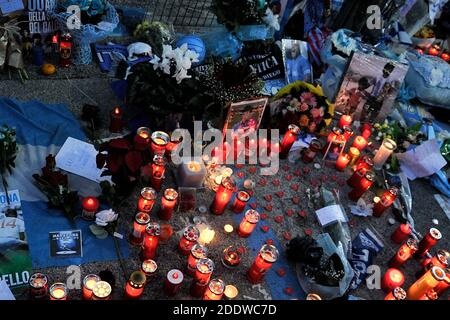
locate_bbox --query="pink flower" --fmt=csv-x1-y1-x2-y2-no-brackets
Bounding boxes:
300,92,317,107
299,103,309,112
310,107,321,118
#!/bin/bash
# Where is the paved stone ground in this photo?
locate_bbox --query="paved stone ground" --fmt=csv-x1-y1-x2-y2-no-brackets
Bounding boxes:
0,0,449,300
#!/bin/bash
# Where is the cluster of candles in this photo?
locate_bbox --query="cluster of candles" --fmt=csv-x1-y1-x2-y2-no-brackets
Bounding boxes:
416,45,450,62
382,225,449,300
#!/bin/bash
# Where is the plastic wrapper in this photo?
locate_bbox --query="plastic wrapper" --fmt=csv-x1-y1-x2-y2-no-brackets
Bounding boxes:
296,233,355,300
350,228,384,290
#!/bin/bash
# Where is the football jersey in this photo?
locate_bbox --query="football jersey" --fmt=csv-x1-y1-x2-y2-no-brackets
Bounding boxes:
0,217,25,239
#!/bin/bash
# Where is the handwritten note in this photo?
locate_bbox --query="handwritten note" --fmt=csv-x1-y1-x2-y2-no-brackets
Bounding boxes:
315,204,347,227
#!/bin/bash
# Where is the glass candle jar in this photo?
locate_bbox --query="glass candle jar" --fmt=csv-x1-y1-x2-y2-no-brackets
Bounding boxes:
280,124,300,159
134,127,151,150
222,245,243,268
384,287,407,300
434,269,450,295
81,196,99,221
335,153,351,172
347,167,367,188
92,281,112,300
352,136,368,151
306,294,322,300
338,114,352,128
373,138,397,170
238,209,260,238
130,212,151,246
407,266,446,300
348,171,375,202
82,274,100,300
178,225,200,255
29,273,48,300
324,127,346,159
342,126,354,141
414,228,442,259
166,135,183,161
141,259,158,283
203,279,225,300
141,222,160,260
109,106,123,133
49,283,68,300
348,147,360,166
361,122,372,139
158,188,178,220
151,154,166,192
210,177,236,215
373,187,399,217
124,271,146,299
224,285,238,300
232,190,250,213
187,244,208,276
424,250,449,272
151,131,170,156
381,268,405,293
191,258,215,298
302,139,323,163
247,244,279,284
389,238,419,269
391,224,412,244
137,187,157,214
164,269,184,296
354,155,374,172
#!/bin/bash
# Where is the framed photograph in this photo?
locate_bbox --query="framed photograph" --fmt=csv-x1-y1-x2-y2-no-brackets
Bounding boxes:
334,52,409,123
49,230,82,258
222,98,268,138
282,39,313,84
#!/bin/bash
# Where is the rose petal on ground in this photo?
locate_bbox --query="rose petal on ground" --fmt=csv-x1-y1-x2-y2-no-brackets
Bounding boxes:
298,210,307,218
285,175,293,181
264,204,273,212
275,191,285,198
250,202,258,209
284,287,293,295
292,196,300,204
283,231,292,240
286,209,294,217
291,184,299,191
260,213,268,220
276,268,286,277
264,194,272,202
274,215,283,223
261,226,270,233
304,229,313,236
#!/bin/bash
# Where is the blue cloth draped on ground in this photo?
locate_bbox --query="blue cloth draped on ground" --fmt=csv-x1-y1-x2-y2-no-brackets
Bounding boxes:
231,174,305,300
0,97,130,269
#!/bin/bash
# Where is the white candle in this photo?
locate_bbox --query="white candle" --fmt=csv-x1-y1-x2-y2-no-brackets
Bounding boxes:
178,159,206,188
373,138,397,170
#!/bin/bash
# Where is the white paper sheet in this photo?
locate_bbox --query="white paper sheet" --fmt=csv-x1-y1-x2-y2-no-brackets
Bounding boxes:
55,137,109,183
315,204,348,227
0,280,15,300
396,139,447,180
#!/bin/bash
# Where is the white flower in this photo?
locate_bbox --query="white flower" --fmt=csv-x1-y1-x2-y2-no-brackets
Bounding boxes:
262,8,280,31
174,68,191,84
161,45,175,60
95,209,118,227
150,55,161,70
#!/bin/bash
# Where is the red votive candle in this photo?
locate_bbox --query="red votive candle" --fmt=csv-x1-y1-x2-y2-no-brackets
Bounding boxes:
335,153,350,171
151,154,166,192
348,171,375,201
130,212,151,246
414,228,442,259
342,126,354,141
166,135,183,161
158,188,178,220
441,52,450,62
302,139,323,163
29,273,48,300
187,244,208,276
352,135,368,151
164,269,184,296
191,258,215,297
384,287,407,300
210,177,236,215
238,209,260,238
203,279,225,300
151,131,170,156
324,127,346,157
109,106,123,133
141,259,157,283
247,244,279,284
424,250,449,273
124,271,146,299
382,268,405,293
82,274,100,300
232,190,250,213
338,114,352,128
347,168,367,188
91,281,112,300
407,266,446,300
81,196,99,221
178,225,200,255
434,269,450,295
49,283,68,300
391,224,412,244
222,245,243,268
389,238,419,268
373,187,399,217
354,155,374,172
361,123,372,139
141,222,160,260
428,45,440,56
280,124,300,159
137,187,157,214
134,127,151,150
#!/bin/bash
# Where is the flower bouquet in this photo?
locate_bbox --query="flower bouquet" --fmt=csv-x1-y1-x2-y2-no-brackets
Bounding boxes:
270,81,334,135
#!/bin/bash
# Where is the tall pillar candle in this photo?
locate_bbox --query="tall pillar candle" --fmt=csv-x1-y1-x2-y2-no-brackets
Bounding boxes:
158,188,178,220
373,138,397,170
414,228,442,259
210,177,235,215
130,212,151,246
141,222,160,260
247,244,279,284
